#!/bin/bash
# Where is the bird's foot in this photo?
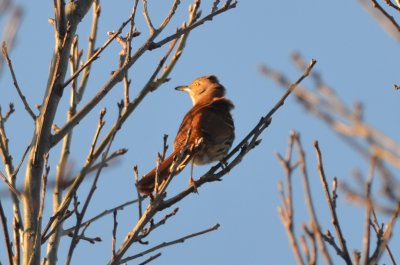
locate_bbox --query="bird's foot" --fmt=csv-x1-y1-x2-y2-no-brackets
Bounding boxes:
220,159,229,171
189,176,199,194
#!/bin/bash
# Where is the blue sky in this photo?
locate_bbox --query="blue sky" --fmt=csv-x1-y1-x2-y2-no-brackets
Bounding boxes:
0,1,399,264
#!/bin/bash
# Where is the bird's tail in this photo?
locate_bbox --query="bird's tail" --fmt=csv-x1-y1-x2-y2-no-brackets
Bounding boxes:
137,150,182,195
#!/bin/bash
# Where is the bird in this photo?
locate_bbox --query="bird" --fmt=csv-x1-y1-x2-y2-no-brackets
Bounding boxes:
137,75,235,195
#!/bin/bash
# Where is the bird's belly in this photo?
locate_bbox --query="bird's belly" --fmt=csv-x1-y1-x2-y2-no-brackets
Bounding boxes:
192,144,230,165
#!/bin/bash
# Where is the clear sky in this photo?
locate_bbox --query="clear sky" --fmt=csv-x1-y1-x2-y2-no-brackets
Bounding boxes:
0,1,399,264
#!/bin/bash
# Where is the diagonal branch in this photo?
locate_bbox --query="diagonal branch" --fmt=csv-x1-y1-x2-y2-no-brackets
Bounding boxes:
149,0,237,50
158,59,317,211
62,199,138,237
107,58,316,265
0,200,13,265
62,10,134,90
368,203,400,263
120,224,220,263
370,0,400,32
2,42,36,120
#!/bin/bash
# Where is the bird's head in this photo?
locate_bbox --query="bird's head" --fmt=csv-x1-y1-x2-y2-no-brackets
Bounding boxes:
175,75,226,105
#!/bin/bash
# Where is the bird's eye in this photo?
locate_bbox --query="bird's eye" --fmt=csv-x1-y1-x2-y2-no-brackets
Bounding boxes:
193,82,200,87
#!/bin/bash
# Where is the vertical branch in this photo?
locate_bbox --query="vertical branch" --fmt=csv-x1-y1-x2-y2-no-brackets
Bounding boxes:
46,2,100,263
23,1,94,264
294,135,333,265
314,141,352,264
0,103,23,265
133,166,143,219
44,31,81,265
77,0,100,101
65,108,112,265
276,132,305,265
361,156,376,264
111,210,118,259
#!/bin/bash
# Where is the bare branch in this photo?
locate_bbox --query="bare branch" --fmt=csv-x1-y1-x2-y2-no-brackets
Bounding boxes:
370,211,397,265
0,170,20,200
62,199,138,237
65,110,117,265
384,0,400,11
62,10,135,90
119,224,220,263
314,141,352,264
361,156,376,264
159,59,317,210
149,0,237,50
357,0,400,41
133,166,143,219
371,0,400,32
77,0,101,101
263,52,400,203
138,253,161,265
0,200,13,265
142,0,155,34
294,136,333,265
111,210,118,259
276,132,305,265
2,42,36,120
368,203,400,263
88,108,106,159
52,0,237,149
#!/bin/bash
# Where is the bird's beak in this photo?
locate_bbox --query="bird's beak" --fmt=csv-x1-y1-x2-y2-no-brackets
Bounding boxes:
175,85,188,91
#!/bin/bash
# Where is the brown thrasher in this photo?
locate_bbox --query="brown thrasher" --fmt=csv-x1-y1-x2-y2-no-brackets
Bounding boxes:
137,75,235,195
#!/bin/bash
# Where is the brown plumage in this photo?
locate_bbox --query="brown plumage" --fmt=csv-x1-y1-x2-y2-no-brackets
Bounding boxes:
137,75,235,195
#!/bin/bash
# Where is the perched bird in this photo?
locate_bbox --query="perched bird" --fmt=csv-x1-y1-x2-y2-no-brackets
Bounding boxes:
137,75,235,195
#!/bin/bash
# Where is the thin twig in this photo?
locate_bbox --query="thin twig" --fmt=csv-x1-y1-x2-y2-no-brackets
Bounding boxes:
77,0,101,101
52,0,233,148
142,0,155,34
361,156,376,264
119,224,220,263
149,0,237,49
368,203,400,263
0,200,13,265
62,10,135,90
295,136,333,265
88,108,106,159
384,0,400,11
369,206,397,265
61,199,138,237
0,171,20,200
371,0,400,32
12,144,31,180
139,208,179,241
65,112,116,265
138,253,161,265
314,141,352,264
2,42,36,120
112,209,118,259
133,166,143,219
276,132,305,265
